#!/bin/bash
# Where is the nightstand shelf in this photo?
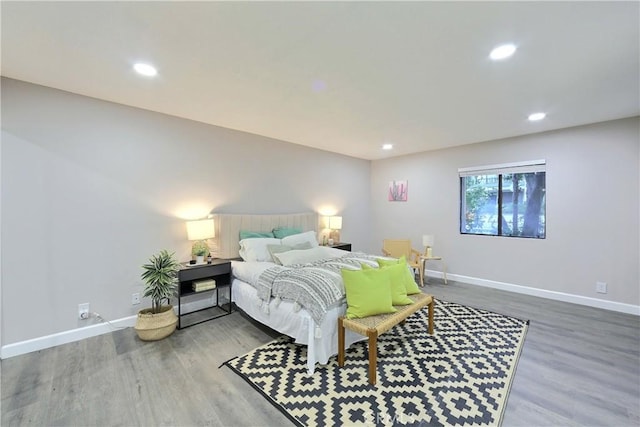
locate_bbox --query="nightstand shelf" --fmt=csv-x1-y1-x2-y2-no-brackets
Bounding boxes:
329,242,352,251
176,259,232,329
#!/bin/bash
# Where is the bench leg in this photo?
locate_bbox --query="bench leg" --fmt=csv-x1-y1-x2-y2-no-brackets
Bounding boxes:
338,317,345,367
367,329,378,385
428,299,435,335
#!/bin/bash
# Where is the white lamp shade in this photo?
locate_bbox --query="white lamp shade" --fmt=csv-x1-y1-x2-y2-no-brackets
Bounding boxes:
186,218,215,241
329,216,342,230
422,234,435,247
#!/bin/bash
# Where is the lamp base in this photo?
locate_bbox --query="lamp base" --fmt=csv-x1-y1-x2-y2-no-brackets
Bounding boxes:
329,230,341,243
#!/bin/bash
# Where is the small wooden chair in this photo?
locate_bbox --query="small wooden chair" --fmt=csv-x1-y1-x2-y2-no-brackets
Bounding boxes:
382,239,421,277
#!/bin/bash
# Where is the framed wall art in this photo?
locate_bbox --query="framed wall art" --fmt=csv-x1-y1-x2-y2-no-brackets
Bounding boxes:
388,180,408,201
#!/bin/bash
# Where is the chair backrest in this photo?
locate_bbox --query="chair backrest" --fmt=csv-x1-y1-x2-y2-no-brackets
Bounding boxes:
382,239,412,258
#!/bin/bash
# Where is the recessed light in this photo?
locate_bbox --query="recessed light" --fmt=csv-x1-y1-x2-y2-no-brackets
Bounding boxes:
528,112,546,121
490,44,517,60
134,63,157,77
382,144,393,150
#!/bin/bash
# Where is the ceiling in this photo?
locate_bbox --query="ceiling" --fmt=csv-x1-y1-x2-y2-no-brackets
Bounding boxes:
2,1,638,160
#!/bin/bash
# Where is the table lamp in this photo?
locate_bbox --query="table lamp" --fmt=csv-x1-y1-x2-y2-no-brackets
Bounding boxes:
328,216,342,244
186,218,215,262
422,234,435,257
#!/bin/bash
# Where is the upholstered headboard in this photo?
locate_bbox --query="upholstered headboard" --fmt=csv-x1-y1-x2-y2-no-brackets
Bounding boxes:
211,212,319,259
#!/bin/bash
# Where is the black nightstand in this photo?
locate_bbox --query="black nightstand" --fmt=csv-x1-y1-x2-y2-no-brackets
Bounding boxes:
329,242,352,251
176,259,232,329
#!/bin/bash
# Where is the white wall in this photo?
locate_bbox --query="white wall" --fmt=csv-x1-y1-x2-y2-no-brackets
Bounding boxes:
371,117,640,308
0,112,2,351
0,78,371,346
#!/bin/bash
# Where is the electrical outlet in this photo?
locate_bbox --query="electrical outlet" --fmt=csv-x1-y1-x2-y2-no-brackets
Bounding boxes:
78,303,90,320
596,281,607,294
132,293,141,305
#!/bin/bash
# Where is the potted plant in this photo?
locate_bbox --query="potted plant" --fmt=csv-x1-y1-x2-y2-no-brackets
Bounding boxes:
192,241,209,264
134,249,179,341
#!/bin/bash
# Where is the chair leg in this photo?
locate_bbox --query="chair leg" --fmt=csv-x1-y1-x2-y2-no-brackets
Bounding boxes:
367,329,378,385
419,259,424,287
427,299,435,335
338,317,345,367
443,262,448,284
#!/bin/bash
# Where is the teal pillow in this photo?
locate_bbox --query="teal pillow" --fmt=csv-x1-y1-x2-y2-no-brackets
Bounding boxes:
377,255,421,295
272,227,302,239
239,230,274,240
362,263,412,305
341,268,396,319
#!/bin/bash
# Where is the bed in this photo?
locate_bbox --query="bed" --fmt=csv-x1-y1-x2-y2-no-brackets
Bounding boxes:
212,212,372,374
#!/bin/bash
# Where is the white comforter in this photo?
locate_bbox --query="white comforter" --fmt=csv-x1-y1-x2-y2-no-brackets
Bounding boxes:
231,257,367,374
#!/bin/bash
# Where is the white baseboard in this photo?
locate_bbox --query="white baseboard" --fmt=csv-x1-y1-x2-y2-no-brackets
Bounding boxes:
425,270,640,316
1,315,137,359
1,295,221,359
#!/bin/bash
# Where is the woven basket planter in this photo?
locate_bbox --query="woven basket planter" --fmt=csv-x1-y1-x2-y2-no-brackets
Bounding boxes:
134,305,178,341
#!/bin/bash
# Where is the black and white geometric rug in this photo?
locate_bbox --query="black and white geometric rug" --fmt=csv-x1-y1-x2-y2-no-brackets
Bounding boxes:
225,300,528,426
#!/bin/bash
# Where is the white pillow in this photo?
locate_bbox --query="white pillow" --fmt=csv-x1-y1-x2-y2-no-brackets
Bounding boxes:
267,242,313,265
238,238,281,262
273,246,343,266
281,230,319,248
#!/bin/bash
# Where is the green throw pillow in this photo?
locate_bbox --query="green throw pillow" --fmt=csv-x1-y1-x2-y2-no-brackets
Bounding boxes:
377,255,421,295
239,230,275,240
361,263,412,306
384,262,414,305
341,268,396,319
272,227,303,239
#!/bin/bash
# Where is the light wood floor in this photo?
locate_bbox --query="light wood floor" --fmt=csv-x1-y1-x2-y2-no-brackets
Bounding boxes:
2,280,639,426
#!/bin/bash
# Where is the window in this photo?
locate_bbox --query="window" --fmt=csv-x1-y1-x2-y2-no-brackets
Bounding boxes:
459,160,546,238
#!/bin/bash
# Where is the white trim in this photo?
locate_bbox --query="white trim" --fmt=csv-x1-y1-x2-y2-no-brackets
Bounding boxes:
0,298,223,359
458,159,546,174
425,269,640,316
1,315,137,359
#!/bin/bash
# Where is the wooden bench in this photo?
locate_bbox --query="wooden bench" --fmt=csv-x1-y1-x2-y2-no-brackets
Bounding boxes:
337,293,435,385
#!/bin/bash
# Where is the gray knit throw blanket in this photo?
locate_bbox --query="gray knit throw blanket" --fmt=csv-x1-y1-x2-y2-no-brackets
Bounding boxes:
255,253,380,326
